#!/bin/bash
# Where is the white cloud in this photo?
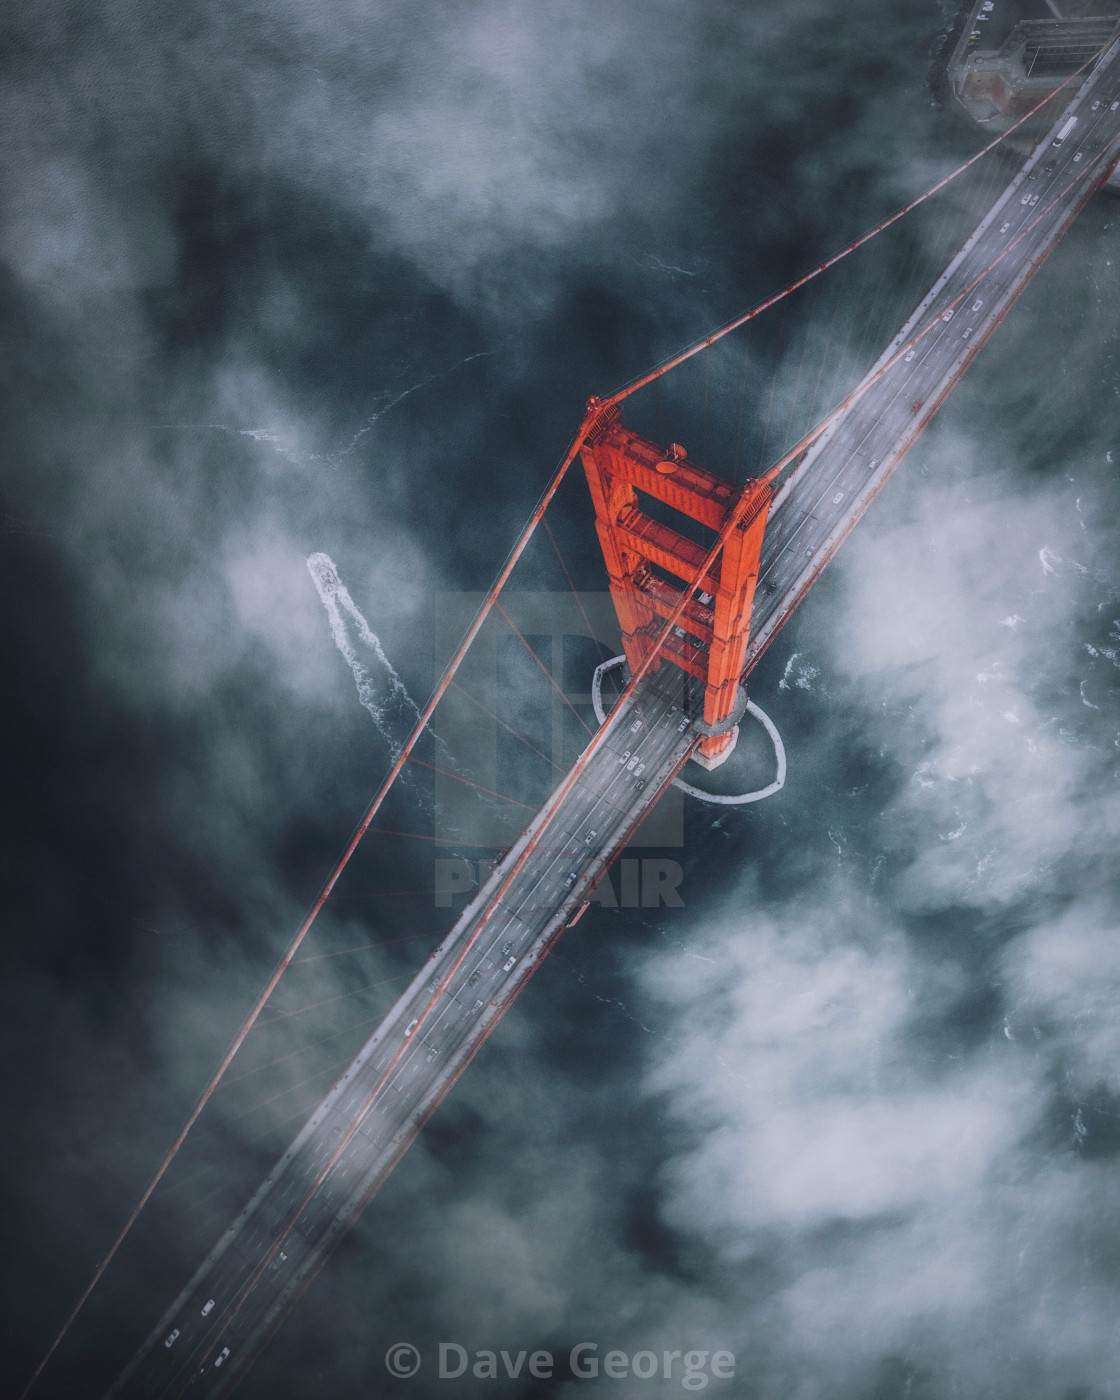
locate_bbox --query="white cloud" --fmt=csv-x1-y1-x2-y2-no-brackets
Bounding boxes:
1004,902,1120,1097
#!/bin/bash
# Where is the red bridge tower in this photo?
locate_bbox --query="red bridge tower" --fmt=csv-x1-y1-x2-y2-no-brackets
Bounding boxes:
581,402,775,768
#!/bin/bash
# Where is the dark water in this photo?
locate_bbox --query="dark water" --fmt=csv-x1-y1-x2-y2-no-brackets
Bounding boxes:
2,2,1120,1398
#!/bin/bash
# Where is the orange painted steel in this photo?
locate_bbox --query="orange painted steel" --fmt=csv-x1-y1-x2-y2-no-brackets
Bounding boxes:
581,414,774,763
587,142,1119,759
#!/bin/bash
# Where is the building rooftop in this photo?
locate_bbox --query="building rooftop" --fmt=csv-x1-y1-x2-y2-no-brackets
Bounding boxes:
947,0,1120,185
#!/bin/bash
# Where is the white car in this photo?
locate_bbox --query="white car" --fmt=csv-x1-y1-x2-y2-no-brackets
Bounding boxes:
164,1330,180,1349
214,1348,230,1368
201,1300,214,1317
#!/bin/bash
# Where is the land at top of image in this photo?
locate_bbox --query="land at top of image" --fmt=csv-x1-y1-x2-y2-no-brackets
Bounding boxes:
948,0,1120,177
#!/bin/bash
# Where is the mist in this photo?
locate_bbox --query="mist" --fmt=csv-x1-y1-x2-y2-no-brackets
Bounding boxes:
3,1,1120,1398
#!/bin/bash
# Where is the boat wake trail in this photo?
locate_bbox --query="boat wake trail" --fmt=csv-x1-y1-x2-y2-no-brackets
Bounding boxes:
306,553,491,829
307,551,424,751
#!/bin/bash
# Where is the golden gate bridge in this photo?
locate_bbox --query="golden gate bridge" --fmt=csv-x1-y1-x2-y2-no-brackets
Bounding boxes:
20,28,1120,1400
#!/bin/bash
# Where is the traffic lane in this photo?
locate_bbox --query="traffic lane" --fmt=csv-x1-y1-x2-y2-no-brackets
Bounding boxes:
186,712,696,1391
834,131,1116,455
116,681,693,1395
264,700,691,1226
379,682,676,1049
749,78,1120,656
334,690,673,1082
375,693,686,1098
885,62,1120,359
494,686,680,915
350,726,695,1174
794,61,1120,448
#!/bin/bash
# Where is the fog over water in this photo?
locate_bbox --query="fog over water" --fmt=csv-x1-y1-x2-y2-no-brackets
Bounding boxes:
3,1,1120,1398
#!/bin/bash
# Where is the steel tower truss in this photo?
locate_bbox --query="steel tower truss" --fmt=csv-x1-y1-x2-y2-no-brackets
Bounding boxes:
580,403,773,767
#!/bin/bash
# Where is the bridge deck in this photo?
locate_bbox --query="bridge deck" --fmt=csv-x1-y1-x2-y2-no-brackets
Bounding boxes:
744,33,1120,678
108,669,695,1399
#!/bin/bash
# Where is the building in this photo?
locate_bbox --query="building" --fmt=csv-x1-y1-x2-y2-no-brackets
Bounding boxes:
948,0,1120,185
